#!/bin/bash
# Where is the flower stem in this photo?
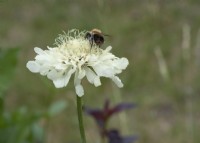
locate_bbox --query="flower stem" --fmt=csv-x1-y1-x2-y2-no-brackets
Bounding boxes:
76,96,86,143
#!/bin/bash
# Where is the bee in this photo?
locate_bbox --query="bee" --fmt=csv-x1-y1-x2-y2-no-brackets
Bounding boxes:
85,29,109,47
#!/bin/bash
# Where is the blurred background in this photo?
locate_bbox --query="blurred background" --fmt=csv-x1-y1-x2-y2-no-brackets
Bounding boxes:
0,0,200,143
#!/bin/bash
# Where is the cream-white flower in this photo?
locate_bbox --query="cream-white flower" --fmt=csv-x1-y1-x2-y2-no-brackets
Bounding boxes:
26,29,129,97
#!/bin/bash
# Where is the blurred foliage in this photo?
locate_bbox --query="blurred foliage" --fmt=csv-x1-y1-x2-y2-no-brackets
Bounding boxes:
0,0,200,143
0,48,19,98
0,48,67,142
0,98,67,143
0,107,44,143
0,100,67,143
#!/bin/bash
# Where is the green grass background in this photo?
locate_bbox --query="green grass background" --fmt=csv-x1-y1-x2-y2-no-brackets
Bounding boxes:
1,0,200,143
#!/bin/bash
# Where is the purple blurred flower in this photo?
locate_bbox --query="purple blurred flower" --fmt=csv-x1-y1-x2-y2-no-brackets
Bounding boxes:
107,129,137,143
84,99,136,136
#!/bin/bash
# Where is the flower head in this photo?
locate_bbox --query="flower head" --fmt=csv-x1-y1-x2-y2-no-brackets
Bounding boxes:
26,29,129,97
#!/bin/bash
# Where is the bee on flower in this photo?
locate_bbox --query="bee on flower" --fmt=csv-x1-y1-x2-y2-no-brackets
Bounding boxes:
26,29,129,97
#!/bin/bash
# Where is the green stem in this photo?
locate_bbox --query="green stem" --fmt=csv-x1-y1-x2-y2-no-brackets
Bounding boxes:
76,96,86,143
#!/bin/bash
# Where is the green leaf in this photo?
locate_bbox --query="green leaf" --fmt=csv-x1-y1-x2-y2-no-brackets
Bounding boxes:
31,123,44,142
48,100,67,117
